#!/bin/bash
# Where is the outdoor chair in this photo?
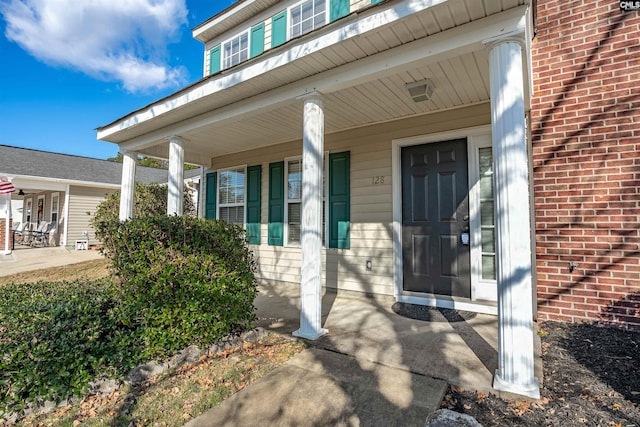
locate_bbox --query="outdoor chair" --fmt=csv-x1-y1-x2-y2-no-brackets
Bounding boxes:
12,222,28,249
29,221,50,247
31,222,53,247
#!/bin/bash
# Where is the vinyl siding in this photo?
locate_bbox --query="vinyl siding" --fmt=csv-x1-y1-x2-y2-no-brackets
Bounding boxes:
67,186,115,246
209,103,490,296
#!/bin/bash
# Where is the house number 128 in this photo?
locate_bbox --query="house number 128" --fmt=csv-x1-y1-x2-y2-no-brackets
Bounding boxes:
372,176,385,185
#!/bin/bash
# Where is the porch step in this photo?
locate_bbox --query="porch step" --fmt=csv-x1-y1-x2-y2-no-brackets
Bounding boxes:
187,347,447,427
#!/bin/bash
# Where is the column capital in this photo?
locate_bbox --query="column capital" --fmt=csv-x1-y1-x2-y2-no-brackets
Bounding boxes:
482,31,525,51
296,90,324,103
168,135,186,146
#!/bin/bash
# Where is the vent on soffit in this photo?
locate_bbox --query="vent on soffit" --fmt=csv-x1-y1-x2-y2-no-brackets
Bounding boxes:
405,79,434,103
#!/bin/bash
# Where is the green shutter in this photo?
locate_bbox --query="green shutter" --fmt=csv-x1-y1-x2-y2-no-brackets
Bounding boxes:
250,23,265,58
371,0,385,4
329,151,350,249
268,161,284,246
205,172,217,219
271,10,287,48
209,45,221,74
330,0,350,22
246,165,262,244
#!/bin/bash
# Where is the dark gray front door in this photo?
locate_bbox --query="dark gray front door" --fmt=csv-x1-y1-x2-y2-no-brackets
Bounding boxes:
401,139,471,297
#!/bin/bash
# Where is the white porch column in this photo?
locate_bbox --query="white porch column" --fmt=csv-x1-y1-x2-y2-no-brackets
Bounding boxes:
293,92,327,340
1,193,11,255
168,136,185,216
119,150,137,221
488,37,540,399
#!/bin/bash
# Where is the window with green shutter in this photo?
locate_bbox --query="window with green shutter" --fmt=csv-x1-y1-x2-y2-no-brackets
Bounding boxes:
209,45,221,75
330,0,349,22
205,172,217,219
271,10,287,48
329,151,350,249
268,161,285,245
246,165,262,244
250,23,265,58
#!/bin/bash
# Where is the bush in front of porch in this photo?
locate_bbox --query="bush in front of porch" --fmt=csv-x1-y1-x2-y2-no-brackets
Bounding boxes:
94,214,258,359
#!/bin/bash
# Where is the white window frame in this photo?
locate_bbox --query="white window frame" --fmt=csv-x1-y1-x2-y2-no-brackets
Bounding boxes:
50,192,59,225
288,0,329,40
283,154,329,247
222,30,250,70
217,165,247,227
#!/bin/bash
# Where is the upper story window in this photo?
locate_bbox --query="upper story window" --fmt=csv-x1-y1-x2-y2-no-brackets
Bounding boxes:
223,32,249,69
290,0,326,38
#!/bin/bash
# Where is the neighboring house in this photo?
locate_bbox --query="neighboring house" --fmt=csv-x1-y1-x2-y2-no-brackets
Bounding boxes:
0,145,198,250
96,0,640,398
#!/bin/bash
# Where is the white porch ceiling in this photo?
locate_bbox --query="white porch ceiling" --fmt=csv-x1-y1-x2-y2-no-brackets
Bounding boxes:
98,0,527,164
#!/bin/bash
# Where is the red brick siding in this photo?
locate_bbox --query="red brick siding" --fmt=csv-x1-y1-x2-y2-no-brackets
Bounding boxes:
531,0,640,330
0,219,11,251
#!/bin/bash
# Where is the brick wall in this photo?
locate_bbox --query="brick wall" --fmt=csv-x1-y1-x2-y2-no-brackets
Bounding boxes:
531,0,640,329
0,218,11,252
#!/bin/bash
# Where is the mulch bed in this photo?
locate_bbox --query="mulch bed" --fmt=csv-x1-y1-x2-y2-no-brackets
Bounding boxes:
441,321,640,426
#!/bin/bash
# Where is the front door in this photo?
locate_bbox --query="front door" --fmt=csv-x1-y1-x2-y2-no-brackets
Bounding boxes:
401,139,471,298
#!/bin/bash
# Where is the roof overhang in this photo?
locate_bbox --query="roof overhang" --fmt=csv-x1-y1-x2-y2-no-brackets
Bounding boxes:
98,0,532,164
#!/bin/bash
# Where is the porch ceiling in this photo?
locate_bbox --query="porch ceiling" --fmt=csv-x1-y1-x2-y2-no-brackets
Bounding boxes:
98,0,528,165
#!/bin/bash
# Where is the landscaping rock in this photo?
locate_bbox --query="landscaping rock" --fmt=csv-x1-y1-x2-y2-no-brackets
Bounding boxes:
169,345,203,368
241,327,268,343
425,409,483,427
126,360,167,384
89,378,120,396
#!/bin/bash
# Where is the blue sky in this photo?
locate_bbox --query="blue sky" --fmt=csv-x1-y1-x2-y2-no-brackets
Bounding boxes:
0,0,234,160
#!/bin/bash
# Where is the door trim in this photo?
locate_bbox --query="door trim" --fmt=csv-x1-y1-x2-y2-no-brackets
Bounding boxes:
392,125,497,314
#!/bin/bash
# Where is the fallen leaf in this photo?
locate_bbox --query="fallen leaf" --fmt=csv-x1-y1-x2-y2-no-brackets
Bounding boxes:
612,403,621,409
476,392,488,400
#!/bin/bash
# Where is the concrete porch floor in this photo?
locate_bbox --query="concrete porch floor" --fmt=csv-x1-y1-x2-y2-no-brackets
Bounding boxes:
255,282,542,397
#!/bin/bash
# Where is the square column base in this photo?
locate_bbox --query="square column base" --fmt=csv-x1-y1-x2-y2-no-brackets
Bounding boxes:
293,328,328,341
493,371,540,399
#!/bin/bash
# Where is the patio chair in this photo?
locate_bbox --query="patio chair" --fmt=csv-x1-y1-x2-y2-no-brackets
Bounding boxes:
12,222,28,249
29,221,50,247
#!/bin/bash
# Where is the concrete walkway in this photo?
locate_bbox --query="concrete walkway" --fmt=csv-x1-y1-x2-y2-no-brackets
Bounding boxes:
0,246,103,276
190,283,542,426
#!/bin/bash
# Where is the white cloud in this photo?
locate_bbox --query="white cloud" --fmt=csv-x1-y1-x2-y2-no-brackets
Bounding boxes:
1,0,189,92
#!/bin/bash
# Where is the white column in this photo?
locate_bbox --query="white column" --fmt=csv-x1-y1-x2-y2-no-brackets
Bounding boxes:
119,150,137,221
488,37,540,399
1,193,10,255
293,92,327,340
168,136,185,216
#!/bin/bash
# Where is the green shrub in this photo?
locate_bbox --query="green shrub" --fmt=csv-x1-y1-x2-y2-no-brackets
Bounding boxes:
0,279,143,413
94,215,257,358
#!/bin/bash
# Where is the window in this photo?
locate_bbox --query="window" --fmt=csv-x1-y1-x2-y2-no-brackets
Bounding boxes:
218,167,246,225
286,158,303,245
284,156,328,246
50,193,59,225
223,32,249,69
478,147,496,280
269,151,349,248
290,0,326,38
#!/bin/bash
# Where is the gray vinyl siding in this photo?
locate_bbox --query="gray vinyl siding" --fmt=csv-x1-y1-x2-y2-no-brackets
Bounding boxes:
209,103,491,296
67,186,115,246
